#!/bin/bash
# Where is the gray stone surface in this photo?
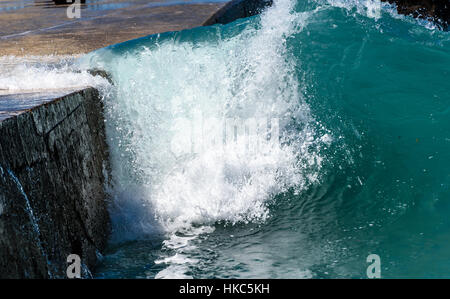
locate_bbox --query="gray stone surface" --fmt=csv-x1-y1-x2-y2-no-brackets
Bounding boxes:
203,0,272,25
0,88,110,278
0,0,228,56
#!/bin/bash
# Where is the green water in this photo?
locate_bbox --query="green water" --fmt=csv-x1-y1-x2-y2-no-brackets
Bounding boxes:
82,0,450,278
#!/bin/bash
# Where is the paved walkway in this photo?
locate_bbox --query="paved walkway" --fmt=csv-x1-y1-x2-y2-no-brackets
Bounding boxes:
0,0,227,56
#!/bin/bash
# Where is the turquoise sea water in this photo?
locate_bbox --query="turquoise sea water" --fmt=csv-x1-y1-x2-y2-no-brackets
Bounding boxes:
81,0,450,278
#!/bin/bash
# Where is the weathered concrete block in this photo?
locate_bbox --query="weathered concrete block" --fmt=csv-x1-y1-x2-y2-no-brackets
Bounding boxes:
0,88,110,278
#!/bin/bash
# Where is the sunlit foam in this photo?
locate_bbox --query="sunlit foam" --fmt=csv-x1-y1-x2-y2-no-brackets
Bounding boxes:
0,56,110,92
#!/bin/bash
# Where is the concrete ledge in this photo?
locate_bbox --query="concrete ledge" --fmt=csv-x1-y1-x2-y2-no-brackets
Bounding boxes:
0,88,110,278
0,0,229,56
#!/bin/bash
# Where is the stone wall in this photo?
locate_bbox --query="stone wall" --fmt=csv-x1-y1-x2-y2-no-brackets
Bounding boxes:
203,0,273,25
382,0,449,29
0,88,110,278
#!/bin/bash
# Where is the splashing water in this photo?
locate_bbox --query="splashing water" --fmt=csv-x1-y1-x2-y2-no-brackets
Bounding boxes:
0,56,110,92
2,0,449,278
81,0,450,278
80,0,334,278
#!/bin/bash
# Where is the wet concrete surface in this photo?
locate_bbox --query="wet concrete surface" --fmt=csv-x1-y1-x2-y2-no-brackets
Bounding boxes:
0,88,83,121
0,0,231,119
0,0,228,55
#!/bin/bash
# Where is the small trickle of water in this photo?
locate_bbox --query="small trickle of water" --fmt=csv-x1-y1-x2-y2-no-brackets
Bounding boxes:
6,168,53,278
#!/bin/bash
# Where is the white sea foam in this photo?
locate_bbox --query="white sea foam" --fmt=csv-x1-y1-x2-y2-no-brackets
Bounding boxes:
0,55,110,92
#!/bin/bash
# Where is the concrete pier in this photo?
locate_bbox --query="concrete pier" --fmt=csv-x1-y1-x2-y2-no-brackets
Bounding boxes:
0,88,110,278
0,0,229,56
